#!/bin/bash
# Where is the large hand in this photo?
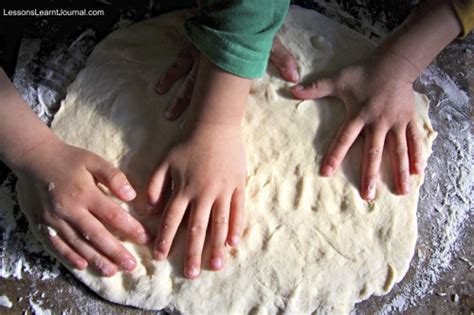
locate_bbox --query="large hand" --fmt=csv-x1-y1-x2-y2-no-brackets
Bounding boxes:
155,37,299,120
291,53,424,201
147,124,246,279
18,137,150,276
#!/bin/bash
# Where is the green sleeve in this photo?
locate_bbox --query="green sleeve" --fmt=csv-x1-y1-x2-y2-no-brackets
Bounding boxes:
184,0,290,79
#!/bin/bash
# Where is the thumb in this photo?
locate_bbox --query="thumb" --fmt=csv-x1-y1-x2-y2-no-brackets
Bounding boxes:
291,79,336,100
87,155,136,201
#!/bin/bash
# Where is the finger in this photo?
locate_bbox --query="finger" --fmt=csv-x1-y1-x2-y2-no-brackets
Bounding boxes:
209,196,231,271
54,220,118,276
184,199,212,279
361,126,387,201
147,162,170,207
321,118,364,176
291,79,336,100
407,120,424,174
44,226,87,270
65,210,137,272
270,37,299,82
387,129,411,195
86,156,136,202
155,50,194,94
90,192,151,245
153,194,189,260
165,65,198,120
227,187,245,247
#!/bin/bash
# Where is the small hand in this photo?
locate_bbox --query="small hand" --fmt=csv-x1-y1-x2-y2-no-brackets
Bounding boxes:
18,137,150,276
155,37,299,120
147,124,246,279
291,53,424,200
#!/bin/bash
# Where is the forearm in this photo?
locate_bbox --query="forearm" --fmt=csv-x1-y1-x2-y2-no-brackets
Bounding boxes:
188,56,250,130
374,0,462,82
0,69,57,172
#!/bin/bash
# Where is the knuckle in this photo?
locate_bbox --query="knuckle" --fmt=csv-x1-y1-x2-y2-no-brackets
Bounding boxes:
189,224,206,237
395,143,408,156
336,131,352,146
368,147,382,161
365,175,378,184
211,243,225,251
68,234,82,248
107,168,126,186
105,208,125,225
399,169,409,179
186,253,201,262
213,215,228,226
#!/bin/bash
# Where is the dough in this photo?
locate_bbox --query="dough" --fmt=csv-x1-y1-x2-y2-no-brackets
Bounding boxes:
17,6,436,314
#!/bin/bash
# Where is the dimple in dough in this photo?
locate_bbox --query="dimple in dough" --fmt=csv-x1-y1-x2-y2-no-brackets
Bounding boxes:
16,6,436,314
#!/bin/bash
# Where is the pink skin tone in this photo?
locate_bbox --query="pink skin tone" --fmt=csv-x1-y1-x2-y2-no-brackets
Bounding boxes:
150,56,249,279
157,0,462,205
0,69,150,277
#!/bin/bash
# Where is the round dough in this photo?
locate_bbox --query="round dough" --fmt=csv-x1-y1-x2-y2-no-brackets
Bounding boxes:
17,6,436,314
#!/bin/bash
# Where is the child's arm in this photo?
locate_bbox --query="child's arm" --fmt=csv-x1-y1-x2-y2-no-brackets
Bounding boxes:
149,0,290,279
0,69,149,276
291,0,463,200
148,56,249,279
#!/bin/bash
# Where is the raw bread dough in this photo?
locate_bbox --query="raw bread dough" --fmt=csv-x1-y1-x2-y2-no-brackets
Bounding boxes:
17,6,436,314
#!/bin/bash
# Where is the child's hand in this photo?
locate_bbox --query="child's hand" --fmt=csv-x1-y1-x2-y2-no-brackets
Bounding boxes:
291,52,424,201
147,123,246,279
18,137,150,276
155,37,298,120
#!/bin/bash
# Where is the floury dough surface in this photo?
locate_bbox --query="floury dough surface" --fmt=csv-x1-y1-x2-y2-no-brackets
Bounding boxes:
16,6,436,314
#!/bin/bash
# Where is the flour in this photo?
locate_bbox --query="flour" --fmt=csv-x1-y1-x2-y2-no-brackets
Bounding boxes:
0,295,13,308
29,298,52,315
0,1,471,314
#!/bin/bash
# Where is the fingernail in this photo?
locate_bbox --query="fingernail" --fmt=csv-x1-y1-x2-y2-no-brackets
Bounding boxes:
156,77,165,94
154,250,166,261
101,264,116,277
139,231,151,244
366,182,376,200
211,257,222,270
185,266,200,278
414,162,424,173
292,69,299,82
121,258,136,271
229,235,239,246
322,165,334,177
292,85,304,92
76,259,87,270
401,182,410,194
120,185,136,200
164,110,174,120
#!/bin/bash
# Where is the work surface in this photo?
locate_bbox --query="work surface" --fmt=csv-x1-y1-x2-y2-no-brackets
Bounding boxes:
0,2,473,314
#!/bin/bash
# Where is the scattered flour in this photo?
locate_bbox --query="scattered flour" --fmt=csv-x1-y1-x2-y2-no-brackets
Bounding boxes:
29,299,52,315
0,1,470,314
0,295,13,308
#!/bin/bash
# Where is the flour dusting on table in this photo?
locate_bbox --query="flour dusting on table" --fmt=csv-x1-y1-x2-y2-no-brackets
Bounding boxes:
0,2,471,313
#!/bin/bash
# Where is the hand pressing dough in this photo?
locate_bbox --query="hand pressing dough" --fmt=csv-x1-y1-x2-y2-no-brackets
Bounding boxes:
17,6,436,314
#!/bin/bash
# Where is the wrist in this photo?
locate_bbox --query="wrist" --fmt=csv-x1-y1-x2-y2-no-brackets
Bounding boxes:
369,45,421,84
7,132,62,176
188,120,242,142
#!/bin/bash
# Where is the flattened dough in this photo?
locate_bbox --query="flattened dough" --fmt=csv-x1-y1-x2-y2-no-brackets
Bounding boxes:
17,6,436,314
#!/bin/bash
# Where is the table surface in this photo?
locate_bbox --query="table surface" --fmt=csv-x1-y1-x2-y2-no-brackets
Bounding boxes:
0,1,472,314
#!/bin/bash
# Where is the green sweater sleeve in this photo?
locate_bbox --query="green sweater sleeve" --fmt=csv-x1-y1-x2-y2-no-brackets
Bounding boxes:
185,0,290,79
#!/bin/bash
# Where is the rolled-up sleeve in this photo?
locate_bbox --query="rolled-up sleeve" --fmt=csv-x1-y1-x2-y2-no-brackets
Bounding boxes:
185,0,290,78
